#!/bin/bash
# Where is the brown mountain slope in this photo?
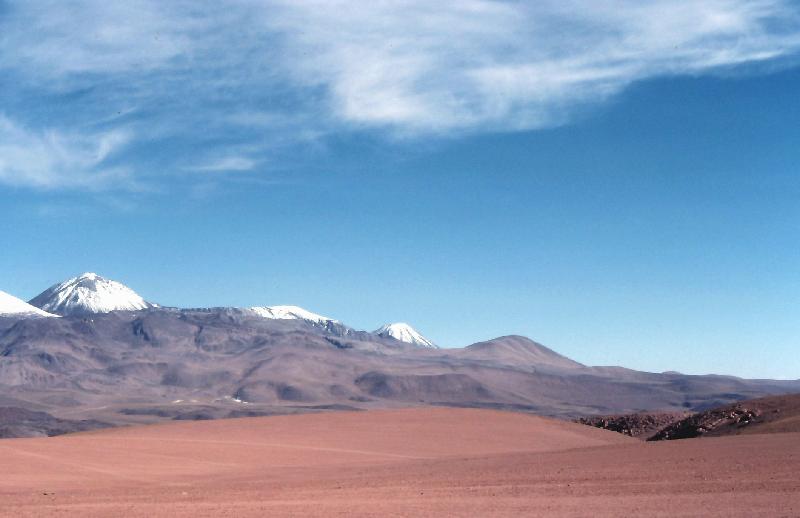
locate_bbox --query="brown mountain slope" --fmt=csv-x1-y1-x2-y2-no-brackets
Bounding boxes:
2,309,799,437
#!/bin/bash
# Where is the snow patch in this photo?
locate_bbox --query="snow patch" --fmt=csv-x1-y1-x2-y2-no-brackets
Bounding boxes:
249,305,337,325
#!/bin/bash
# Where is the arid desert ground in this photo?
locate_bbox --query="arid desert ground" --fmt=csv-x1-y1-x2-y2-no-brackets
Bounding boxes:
1,407,798,517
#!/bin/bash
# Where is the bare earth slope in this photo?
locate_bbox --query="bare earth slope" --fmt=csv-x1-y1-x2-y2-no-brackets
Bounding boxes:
1,408,798,517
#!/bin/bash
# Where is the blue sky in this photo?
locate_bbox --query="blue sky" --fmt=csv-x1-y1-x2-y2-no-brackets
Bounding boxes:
1,1,799,378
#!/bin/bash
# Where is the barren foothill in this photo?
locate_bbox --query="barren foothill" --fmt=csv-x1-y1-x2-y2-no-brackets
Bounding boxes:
1,407,798,517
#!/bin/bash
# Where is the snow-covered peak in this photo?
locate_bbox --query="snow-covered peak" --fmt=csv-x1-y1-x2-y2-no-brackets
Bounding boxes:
0,290,58,318
374,322,437,348
249,305,337,325
29,272,154,316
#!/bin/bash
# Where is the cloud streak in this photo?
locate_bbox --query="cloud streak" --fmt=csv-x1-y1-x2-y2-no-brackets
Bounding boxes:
0,0,799,188
187,156,257,173
0,116,132,189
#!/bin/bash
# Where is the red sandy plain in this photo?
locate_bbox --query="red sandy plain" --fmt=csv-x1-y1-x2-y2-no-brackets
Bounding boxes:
1,408,798,517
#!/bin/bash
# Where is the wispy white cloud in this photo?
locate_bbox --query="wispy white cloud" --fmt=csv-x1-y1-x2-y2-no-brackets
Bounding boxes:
0,0,798,189
0,116,132,189
1,0,192,78
265,0,800,132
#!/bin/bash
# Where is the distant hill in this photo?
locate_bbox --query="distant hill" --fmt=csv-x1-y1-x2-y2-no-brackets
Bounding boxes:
0,407,108,438
649,393,800,440
577,393,800,441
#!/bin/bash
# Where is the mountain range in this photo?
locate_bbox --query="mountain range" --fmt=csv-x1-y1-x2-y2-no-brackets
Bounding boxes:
1,272,798,437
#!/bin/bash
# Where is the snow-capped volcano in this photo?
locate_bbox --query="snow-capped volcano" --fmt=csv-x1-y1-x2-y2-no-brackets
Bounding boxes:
29,273,154,316
374,323,437,348
0,290,57,318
